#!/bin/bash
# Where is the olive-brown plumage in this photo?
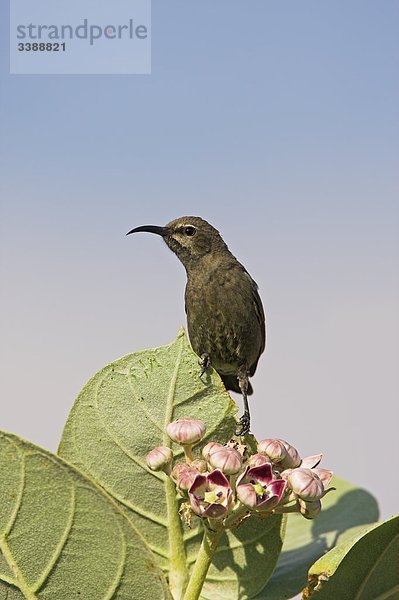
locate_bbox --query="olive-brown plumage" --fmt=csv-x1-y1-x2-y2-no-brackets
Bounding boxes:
126,216,265,435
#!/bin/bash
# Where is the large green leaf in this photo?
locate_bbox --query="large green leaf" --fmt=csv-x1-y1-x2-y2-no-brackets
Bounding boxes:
257,476,379,599
0,431,170,600
199,516,286,600
58,329,285,599
303,515,399,599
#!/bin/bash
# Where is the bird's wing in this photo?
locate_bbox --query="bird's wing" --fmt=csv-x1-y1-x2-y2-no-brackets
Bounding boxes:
248,275,266,377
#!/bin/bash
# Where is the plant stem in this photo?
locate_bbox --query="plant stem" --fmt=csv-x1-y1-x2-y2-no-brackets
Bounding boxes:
183,445,193,464
183,528,223,600
224,503,248,528
165,476,189,599
274,503,299,514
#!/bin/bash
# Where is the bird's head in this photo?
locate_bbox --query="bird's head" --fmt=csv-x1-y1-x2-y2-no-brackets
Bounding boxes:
126,216,228,269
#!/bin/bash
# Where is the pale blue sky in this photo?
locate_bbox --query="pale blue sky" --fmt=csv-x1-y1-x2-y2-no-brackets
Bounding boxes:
1,1,398,518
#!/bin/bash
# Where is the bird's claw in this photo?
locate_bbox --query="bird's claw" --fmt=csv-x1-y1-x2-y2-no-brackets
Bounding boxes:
199,353,211,378
236,411,250,436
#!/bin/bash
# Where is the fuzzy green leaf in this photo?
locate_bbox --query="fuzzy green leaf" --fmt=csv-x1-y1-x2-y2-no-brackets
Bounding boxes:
59,329,285,599
0,431,170,600
256,476,379,599
303,515,399,599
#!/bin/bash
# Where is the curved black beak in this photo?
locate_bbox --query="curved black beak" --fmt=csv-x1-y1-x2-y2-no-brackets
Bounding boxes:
126,225,168,236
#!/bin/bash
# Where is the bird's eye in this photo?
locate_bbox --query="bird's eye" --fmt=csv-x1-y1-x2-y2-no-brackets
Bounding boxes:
184,226,196,236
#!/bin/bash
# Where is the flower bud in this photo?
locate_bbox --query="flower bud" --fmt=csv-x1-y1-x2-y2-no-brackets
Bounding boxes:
146,446,173,472
299,498,322,520
190,459,208,473
171,463,201,491
277,439,301,469
171,462,189,482
257,439,288,464
176,467,201,491
166,418,206,445
280,468,293,481
202,441,223,461
209,446,243,475
288,468,324,501
248,453,271,468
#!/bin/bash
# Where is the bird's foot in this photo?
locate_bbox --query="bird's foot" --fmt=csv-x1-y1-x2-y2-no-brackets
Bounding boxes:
199,353,211,378
236,411,250,436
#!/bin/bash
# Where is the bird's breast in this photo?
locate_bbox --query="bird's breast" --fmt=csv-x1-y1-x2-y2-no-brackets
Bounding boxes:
185,268,263,373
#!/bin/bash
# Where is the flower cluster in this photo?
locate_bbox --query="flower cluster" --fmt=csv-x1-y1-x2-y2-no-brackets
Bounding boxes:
146,418,334,529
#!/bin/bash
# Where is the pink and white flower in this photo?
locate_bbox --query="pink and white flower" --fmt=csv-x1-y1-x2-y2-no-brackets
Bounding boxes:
236,463,286,512
188,470,232,518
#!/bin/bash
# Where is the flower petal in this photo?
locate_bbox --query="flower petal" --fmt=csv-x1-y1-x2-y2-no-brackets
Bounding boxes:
189,493,203,516
267,479,287,501
312,468,333,487
207,469,230,488
247,463,273,485
301,454,323,469
236,465,250,486
237,483,258,509
188,473,207,495
257,494,281,512
204,502,228,518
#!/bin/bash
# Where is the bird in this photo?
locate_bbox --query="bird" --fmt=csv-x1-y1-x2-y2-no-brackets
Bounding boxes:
126,216,265,435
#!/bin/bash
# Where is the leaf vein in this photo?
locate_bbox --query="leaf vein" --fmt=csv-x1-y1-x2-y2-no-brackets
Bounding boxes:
0,573,17,586
127,374,164,435
104,513,127,600
162,336,184,446
32,475,76,593
0,434,26,539
99,483,168,527
0,538,37,599
354,530,399,599
91,376,164,482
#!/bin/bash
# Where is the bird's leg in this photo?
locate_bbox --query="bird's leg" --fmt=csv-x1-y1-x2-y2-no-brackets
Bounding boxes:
236,365,250,436
199,353,211,378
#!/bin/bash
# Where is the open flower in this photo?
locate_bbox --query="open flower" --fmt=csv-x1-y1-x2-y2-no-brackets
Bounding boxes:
188,470,232,518
208,446,243,475
236,463,286,512
167,418,206,446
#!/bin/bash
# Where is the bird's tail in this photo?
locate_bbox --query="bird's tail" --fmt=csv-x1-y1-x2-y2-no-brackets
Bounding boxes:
220,374,253,396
